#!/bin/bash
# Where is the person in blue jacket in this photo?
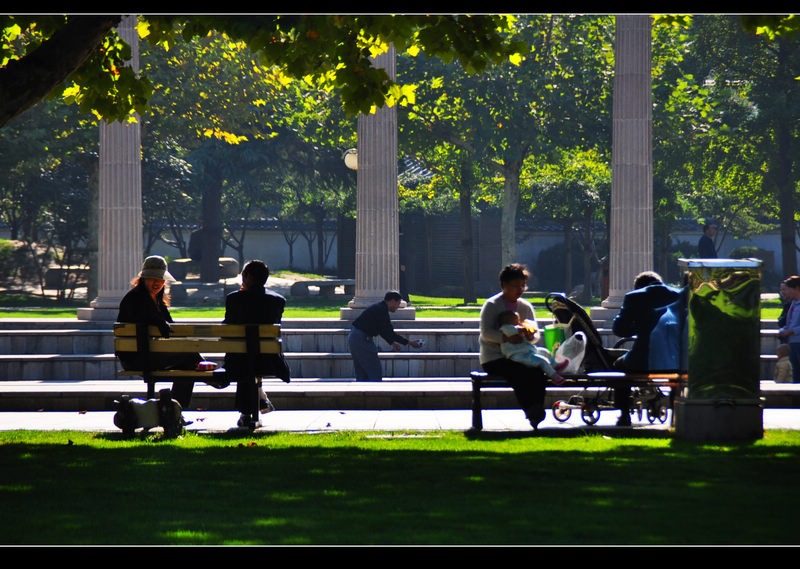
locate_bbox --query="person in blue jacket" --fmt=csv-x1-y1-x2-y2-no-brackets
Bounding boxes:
778,275,800,383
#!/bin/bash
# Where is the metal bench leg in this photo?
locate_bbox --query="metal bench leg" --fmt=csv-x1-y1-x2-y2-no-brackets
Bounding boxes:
471,373,484,431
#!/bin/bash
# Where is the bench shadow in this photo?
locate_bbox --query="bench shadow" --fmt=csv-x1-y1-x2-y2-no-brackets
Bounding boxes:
464,426,675,440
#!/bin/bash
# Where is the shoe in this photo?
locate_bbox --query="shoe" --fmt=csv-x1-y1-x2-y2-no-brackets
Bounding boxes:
237,413,262,429
551,374,565,386
259,387,275,413
554,359,569,372
616,415,632,427
527,406,546,430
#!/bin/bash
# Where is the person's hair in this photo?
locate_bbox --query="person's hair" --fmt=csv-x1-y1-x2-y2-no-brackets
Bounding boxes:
130,276,171,307
242,260,269,286
777,343,790,357
384,290,403,302
703,223,716,232
633,271,663,289
499,263,529,285
784,275,800,289
497,310,519,326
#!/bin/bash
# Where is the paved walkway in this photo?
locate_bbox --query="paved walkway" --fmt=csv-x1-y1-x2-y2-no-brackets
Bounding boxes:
1,408,799,433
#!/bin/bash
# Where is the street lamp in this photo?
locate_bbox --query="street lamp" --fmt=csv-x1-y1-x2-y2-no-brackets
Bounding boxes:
343,148,358,170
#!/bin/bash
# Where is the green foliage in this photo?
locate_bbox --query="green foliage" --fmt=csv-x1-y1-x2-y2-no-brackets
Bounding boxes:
0,239,14,278
140,15,527,116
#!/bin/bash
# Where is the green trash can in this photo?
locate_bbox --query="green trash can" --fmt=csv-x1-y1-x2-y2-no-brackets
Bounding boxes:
674,258,764,440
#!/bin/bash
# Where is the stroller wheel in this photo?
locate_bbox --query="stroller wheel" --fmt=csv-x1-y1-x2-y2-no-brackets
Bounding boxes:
648,404,669,424
552,401,572,422
581,405,600,425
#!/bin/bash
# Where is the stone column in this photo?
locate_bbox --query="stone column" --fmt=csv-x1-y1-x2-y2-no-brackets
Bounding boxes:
77,16,143,321
341,46,414,319
593,15,653,322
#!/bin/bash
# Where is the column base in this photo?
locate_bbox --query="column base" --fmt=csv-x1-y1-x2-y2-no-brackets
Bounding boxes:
77,295,123,321
674,398,763,441
589,306,620,327
76,307,119,322
340,306,416,321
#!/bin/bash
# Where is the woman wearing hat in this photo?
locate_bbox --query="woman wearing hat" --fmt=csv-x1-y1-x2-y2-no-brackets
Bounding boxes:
116,255,202,408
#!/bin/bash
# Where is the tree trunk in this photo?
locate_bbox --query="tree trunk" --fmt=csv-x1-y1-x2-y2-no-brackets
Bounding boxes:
564,224,573,294
500,162,521,267
459,152,476,303
200,175,223,282
581,208,593,304
774,39,798,276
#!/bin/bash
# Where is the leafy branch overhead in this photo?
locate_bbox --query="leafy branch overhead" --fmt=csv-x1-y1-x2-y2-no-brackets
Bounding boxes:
0,14,526,128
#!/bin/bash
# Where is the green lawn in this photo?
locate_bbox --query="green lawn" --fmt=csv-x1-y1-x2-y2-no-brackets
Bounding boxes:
0,429,797,545
0,294,784,321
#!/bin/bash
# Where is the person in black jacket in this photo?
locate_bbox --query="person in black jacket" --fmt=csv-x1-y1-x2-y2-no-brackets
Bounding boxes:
116,256,201,409
348,291,422,381
611,271,681,426
697,223,717,258
223,260,291,428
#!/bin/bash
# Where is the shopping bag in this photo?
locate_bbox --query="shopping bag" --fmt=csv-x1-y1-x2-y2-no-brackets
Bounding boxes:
554,331,587,374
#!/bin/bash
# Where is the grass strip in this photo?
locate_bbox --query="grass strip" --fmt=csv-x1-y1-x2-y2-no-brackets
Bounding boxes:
0,429,797,545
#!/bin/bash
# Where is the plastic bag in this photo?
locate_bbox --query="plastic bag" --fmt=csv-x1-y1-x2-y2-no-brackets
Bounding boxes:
554,331,586,374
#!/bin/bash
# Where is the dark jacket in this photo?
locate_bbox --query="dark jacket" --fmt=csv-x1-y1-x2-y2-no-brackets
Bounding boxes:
352,301,408,346
115,284,201,371
612,284,682,371
698,234,716,258
223,287,291,382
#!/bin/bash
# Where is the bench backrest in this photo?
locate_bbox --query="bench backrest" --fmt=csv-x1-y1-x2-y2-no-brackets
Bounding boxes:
113,323,282,355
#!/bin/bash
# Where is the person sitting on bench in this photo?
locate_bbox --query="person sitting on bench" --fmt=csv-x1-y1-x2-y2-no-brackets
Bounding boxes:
116,256,202,410
480,263,549,430
223,260,291,429
611,271,682,426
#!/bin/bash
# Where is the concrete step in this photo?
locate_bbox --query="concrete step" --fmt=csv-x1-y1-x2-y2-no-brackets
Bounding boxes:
0,319,782,354
0,351,481,381
0,318,786,382
1,377,797,413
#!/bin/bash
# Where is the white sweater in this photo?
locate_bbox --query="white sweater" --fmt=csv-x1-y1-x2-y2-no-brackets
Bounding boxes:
479,292,536,365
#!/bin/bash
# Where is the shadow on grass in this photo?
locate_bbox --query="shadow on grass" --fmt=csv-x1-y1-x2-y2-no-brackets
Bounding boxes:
464,426,676,440
1,430,798,546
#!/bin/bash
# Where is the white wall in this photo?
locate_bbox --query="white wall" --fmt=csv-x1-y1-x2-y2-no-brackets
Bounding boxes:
146,227,339,273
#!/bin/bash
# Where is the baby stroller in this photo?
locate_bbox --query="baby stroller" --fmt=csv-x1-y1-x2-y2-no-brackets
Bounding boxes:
544,292,673,425
544,292,628,372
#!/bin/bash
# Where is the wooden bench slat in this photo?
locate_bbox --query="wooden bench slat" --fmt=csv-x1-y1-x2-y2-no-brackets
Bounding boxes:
114,337,282,354
118,369,225,379
113,323,281,338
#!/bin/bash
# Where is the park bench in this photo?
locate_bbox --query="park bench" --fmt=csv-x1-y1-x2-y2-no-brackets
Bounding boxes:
113,322,282,416
469,370,686,430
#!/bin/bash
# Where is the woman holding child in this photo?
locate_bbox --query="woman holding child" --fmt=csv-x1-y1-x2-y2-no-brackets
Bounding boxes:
479,263,549,429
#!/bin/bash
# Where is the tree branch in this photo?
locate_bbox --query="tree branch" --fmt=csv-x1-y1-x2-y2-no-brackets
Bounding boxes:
0,15,121,127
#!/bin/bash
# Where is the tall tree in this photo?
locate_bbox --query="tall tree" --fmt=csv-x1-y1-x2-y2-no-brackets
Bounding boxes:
402,14,613,268
685,15,800,273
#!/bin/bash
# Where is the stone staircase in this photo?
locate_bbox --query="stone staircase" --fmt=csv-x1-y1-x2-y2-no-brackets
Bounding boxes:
0,317,483,381
0,315,794,412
